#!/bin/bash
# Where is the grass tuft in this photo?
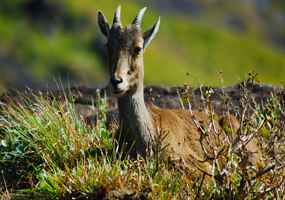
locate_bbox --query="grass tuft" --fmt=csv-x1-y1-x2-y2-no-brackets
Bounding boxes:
0,73,284,199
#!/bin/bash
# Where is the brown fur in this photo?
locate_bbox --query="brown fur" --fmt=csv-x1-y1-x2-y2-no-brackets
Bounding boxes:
97,6,262,174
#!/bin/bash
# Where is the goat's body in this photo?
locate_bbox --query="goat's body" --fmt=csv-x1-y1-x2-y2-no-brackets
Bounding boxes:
115,82,220,172
118,99,262,172
115,84,217,165
115,84,216,162
118,96,219,172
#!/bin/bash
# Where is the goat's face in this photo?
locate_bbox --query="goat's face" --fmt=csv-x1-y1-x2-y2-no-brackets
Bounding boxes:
98,6,160,97
105,25,144,97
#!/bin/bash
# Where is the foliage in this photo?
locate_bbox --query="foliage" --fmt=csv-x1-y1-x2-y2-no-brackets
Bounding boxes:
1,0,285,91
0,72,284,199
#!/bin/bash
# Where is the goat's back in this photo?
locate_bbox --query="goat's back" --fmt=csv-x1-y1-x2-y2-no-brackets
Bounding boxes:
149,107,262,173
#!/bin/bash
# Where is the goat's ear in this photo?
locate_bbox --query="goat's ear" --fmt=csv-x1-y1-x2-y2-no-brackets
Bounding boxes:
143,17,160,50
98,11,110,39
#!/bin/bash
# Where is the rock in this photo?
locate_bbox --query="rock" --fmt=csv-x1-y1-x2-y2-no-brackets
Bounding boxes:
1,82,284,126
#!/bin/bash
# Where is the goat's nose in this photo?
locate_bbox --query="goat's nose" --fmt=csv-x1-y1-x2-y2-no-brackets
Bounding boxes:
110,77,123,88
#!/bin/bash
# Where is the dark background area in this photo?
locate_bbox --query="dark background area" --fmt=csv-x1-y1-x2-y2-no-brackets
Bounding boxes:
0,0,285,93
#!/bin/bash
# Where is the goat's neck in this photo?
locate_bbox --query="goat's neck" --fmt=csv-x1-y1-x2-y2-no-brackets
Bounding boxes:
117,84,154,156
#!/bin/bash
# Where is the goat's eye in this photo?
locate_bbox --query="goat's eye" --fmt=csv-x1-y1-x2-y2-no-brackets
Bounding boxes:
135,47,142,54
105,44,111,51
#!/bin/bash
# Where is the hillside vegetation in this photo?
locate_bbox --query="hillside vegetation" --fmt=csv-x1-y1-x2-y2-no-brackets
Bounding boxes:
0,75,284,199
0,0,285,92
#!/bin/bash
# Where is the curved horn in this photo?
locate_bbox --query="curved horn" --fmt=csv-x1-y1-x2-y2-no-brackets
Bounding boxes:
132,7,147,28
113,5,121,26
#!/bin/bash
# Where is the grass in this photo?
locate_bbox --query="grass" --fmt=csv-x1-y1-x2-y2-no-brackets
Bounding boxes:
0,84,194,199
0,73,284,199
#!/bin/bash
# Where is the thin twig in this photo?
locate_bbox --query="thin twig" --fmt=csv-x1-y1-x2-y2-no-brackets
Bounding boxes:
252,163,276,180
194,172,205,200
187,156,223,182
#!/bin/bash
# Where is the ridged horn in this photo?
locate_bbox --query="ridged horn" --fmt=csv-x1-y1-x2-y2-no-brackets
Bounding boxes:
132,7,147,28
113,5,121,26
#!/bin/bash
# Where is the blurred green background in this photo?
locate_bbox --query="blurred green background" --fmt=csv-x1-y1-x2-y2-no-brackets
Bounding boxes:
0,0,285,93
